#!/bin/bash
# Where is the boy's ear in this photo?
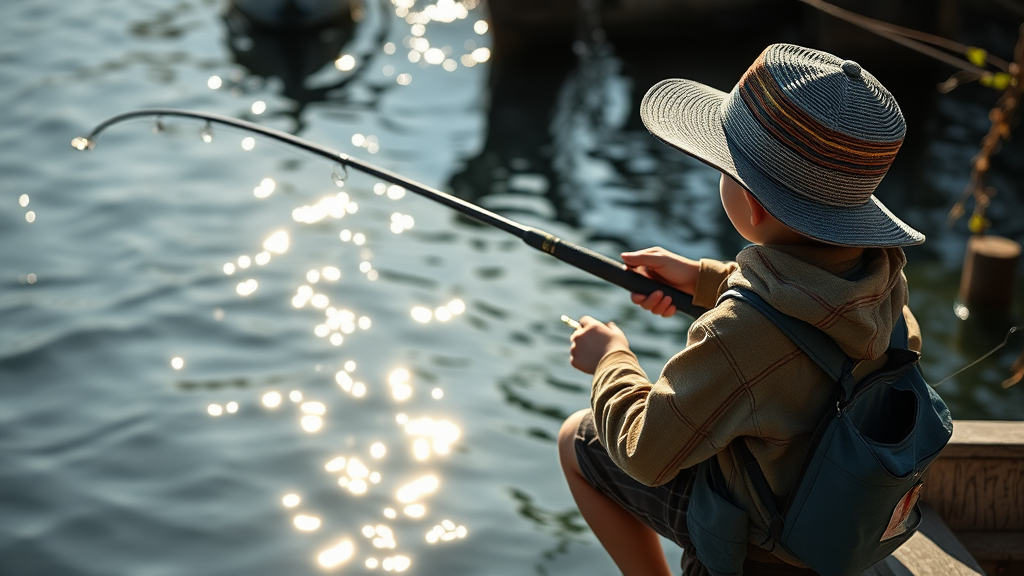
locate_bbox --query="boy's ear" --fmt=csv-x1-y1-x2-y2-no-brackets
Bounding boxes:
744,190,767,227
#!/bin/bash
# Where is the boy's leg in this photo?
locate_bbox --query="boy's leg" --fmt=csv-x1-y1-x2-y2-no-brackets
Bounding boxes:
558,409,673,576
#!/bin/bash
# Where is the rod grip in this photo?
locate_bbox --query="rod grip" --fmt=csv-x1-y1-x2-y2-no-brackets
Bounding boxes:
522,228,704,318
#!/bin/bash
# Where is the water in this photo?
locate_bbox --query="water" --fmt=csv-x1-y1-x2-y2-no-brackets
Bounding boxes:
1,1,1022,574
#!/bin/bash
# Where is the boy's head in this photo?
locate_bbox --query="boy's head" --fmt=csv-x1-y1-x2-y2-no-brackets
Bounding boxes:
641,43,924,248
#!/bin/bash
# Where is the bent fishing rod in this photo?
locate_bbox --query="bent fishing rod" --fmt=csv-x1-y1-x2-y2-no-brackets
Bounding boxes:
75,109,703,318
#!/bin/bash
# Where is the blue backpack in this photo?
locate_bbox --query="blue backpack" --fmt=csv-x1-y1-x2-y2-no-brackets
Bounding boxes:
686,287,953,576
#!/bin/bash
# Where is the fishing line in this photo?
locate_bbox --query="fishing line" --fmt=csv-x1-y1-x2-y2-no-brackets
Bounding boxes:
75,109,703,319
932,325,1020,387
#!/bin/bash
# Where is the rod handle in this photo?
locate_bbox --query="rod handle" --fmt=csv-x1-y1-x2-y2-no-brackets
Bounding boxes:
522,228,704,318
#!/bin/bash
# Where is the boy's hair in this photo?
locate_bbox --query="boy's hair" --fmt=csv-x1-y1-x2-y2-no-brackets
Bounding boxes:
640,43,924,248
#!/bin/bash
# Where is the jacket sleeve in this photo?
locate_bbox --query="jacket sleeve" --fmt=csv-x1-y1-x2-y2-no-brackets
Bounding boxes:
693,258,739,309
590,314,757,486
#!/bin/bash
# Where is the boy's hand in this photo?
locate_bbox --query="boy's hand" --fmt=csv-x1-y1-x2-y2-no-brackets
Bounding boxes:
621,247,699,318
569,316,630,375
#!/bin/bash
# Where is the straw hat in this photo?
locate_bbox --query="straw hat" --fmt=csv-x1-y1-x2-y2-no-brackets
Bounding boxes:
640,43,924,247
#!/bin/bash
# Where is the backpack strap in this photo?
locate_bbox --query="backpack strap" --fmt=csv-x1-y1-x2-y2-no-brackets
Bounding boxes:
718,288,857,400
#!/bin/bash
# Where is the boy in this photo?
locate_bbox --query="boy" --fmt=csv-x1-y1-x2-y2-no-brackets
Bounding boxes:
558,44,924,576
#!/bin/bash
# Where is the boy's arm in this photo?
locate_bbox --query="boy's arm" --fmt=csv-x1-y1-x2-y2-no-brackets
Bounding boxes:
589,318,754,487
692,258,739,309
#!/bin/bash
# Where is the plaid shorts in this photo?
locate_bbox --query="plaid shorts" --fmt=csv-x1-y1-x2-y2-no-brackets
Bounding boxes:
573,410,818,576
573,410,699,549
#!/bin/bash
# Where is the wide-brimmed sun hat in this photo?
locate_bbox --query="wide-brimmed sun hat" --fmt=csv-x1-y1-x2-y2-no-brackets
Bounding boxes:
641,43,924,247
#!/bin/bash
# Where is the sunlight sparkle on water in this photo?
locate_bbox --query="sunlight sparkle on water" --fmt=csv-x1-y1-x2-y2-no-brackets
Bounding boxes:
474,20,488,34
18,194,29,207
208,404,223,416
254,177,275,198
255,251,271,265
336,371,354,391
396,475,439,503
432,388,444,399
410,307,432,323
171,356,185,370
307,269,321,283
336,54,356,71
226,401,238,413
302,401,326,415
397,73,412,85
426,520,468,544
223,262,236,275
236,279,258,296
424,47,445,65
471,47,490,63
405,417,461,457
322,266,341,281
386,185,406,200
383,508,397,519
381,555,411,572
359,316,372,329
317,540,354,569
325,456,347,472
366,558,380,569
293,515,321,531
282,493,301,507
290,390,303,402
434,307,452,322
367,525,396,549
241,137,256,151
301,415,323,433
370,442,387,459
251,100,267,114
263,230,290,254
403,504,426,518
207,75,222,89
388,369,413,401
25,211,35,223
238,255,251,268
262,391,282,408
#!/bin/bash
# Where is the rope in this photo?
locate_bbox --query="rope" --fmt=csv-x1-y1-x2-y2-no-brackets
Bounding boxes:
796,0,1010,76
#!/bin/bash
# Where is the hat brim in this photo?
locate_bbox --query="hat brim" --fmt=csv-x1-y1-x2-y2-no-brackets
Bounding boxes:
640,79,924,247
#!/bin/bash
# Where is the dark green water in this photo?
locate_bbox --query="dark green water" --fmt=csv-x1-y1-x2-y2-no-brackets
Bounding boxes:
1,1,1021,575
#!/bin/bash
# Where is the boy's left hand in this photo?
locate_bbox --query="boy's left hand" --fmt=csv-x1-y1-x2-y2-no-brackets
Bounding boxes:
569,316,630,375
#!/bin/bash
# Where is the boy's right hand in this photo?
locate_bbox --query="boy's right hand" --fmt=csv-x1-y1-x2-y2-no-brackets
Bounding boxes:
621,247,699,318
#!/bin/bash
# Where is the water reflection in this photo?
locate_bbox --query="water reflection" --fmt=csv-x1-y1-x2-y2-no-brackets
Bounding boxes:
317,539,355,568
222,0,387,130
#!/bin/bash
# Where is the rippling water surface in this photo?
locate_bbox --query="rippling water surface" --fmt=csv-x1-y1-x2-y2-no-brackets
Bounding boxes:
1,0,1022,574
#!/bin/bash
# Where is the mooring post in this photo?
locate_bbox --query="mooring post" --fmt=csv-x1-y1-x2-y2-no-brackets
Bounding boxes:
957,235,1021,320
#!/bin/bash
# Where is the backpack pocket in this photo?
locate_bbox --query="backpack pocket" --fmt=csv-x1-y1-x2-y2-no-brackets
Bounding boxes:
687,458,749,576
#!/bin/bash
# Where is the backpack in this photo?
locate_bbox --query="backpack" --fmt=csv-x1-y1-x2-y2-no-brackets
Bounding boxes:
685,287,954,576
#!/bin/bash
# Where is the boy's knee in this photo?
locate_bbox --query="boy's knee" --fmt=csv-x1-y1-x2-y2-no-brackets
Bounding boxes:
558,408,590,473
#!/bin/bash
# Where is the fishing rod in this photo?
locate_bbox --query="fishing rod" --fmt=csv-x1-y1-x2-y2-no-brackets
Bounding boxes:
74,109,703,318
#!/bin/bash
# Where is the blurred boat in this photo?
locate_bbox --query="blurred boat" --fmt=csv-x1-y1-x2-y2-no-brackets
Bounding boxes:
230,0,355,29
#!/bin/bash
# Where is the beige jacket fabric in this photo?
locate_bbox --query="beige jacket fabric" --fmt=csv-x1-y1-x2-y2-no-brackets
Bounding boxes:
590,244,921,557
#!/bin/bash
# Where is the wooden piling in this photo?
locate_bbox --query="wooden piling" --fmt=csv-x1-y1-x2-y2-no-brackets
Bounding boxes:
957,235,1021,320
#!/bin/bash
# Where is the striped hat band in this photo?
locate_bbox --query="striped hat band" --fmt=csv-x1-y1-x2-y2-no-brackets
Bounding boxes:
720,52,904,208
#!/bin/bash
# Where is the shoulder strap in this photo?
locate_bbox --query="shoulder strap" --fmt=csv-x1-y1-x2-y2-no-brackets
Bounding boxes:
718,288,857,399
